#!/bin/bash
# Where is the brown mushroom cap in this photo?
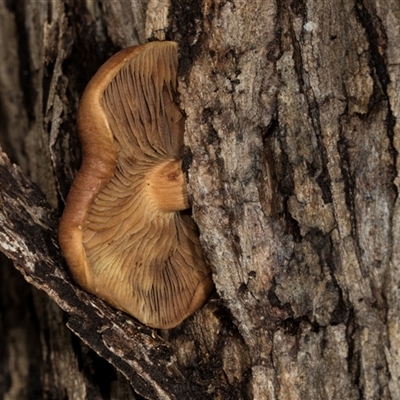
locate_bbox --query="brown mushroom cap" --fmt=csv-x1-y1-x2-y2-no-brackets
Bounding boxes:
59,41,213,329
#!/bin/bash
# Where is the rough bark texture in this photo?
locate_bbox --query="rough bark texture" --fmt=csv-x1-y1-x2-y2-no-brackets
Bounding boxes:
0,0,399,399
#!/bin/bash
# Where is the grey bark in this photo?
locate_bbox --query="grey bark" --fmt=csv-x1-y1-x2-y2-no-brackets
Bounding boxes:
0,0,399,399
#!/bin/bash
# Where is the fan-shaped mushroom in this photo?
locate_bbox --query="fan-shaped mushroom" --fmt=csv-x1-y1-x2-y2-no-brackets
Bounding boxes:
59,41,213,329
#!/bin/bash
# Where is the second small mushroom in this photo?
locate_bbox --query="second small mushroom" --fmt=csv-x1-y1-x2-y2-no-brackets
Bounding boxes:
59,41,213,329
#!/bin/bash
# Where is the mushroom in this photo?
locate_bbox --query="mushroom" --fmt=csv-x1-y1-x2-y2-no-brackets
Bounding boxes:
58,41,213,329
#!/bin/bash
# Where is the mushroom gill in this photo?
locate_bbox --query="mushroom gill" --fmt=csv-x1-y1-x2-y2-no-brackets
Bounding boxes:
59,41,213,329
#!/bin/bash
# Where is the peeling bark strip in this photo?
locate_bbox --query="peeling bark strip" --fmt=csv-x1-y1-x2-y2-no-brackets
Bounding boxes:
178,1,289,397
1,0,400,399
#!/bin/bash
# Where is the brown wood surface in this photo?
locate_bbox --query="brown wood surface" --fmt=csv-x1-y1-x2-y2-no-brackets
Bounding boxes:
0,0,399,399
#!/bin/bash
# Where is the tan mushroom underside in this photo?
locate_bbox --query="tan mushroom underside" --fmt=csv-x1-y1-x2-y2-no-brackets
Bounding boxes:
59,42,213,329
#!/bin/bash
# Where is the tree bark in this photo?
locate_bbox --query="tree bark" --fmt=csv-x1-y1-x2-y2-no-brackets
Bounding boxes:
0,0,399,399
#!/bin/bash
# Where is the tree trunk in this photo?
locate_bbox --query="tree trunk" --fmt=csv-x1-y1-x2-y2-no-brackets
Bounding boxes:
0,0,399,399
